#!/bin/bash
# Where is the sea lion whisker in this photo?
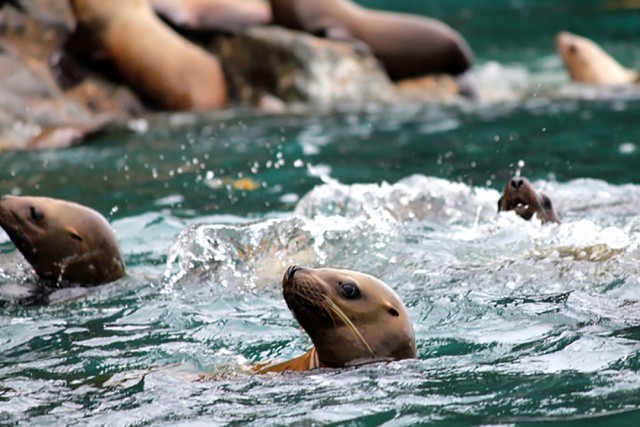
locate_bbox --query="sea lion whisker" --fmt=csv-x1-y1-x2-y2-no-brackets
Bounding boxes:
322,297,375,357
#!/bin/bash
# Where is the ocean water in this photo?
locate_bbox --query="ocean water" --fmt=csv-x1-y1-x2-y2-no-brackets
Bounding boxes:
1,1,640,426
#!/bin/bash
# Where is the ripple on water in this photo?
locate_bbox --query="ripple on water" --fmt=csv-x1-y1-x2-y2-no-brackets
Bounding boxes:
2,176,640,425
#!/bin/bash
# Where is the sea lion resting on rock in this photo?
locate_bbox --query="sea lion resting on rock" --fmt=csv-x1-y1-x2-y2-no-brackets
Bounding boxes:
70,0,228,110
150,0,271,32
0,195,125,286
498,177,560,224
255,266,416,373
268,0,473,81
555,32,639,85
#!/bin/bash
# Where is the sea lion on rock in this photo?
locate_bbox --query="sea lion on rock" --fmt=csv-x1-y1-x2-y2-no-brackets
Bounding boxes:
498,177,560,224
0,195,125,285
555,32,639,85
255,265,416,373
268,0,473,81
150,0,271,32
70,0,228,110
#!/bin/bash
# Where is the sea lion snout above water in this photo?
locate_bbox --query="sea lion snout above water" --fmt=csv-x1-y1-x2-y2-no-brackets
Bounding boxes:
498,177,560,224
256,266,416,373
555,31,639,85
0,196,125,285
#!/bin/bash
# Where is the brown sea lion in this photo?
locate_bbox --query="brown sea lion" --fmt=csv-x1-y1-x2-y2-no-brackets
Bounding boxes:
555,32,639,85
70,0,228,110
268,0,473,81
498,177,560,224
255,265,416,373
150,0,271,32
0,195,125,285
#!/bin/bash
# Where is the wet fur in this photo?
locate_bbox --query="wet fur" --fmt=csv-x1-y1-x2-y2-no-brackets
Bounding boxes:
70,0,228,110
269,0,473,80
256,266,416,372
556,32,638,85
0,196,125,286
497,177,560,224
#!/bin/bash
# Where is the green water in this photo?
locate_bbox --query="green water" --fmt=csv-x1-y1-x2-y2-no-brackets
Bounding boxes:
2,1,640,426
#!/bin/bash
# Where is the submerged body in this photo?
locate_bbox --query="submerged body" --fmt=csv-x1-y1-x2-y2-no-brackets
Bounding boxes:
0,195,125,285
255,266,416,373
498,177,560,224
268,0,473,80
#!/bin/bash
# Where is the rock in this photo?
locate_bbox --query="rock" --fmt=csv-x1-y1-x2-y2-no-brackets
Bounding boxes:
0,0,143,151
211,26,398,108
210,26,462,108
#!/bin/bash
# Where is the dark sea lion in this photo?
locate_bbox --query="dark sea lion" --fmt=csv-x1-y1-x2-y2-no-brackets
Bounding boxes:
555,32,639,85
150,0,271,32
255,265,416,373
268,0,473,81
498,177,560,224
70,0,228,111
0,195,125,285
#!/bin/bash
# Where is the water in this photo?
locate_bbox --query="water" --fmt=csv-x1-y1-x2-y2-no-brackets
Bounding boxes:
2,1,640,425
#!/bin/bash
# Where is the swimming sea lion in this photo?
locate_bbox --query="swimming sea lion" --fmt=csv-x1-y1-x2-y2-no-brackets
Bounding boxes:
255,265,416,373
150,0,271,32
70,0,228,110
498,177,560,224
0,195,125,285
268,0,473,81
555,32,639,85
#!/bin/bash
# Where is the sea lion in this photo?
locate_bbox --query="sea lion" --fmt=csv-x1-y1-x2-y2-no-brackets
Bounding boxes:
70,0,228,111
150,0,271,32
498,177,560,224
555,32,639,85
255,265,416,373
0,195,125,285
268,0,473,81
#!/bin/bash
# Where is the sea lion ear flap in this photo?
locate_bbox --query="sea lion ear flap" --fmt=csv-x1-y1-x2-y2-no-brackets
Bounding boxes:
384,303,400,317
497,197,503,212
66,227,84,242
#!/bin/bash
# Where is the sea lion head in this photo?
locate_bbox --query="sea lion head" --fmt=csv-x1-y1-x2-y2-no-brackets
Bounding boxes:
282,265,416,368
555,31,637,85
0,195,125,285
497,177,560,224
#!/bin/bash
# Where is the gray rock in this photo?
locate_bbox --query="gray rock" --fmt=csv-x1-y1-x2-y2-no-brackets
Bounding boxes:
212,26,398,108
211,26,463,109
0,0,142,151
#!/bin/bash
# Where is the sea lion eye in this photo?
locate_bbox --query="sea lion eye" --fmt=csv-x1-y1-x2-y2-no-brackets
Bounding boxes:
339,282,360,299
542,195,553,209
29,206,44,223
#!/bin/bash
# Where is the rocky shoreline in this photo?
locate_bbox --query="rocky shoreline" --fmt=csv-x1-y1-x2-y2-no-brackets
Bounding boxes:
0,0,462,151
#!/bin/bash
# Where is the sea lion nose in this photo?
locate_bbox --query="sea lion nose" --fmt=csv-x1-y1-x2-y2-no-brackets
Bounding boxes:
510,177,524,189
285,265,303,281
